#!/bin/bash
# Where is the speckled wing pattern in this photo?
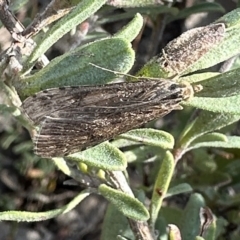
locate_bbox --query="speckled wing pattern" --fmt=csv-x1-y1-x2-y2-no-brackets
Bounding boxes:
22,80,192,158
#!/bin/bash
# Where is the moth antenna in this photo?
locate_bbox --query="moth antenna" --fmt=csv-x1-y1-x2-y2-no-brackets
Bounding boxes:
89,63,174,82
89,63,139,80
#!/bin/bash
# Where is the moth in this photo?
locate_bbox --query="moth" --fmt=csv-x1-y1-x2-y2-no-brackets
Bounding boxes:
22,79,195,158
159,23,225,74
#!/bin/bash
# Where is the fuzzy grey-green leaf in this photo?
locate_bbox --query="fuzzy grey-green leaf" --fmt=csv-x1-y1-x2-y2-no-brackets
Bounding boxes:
101,204,134,240
179,111,240,149
179,72,220,84
99,184,149,221
0,191,90,221
114,13,143,42
192,67,240,98
185,95,240,115
190,136,240,150
119,128,174,149
25,0,108,68
150,151,175,226
180,193,205,240
189,132,227,150
65,142,127,171
169,2,225,22
18,38,135,98
166,183,193,198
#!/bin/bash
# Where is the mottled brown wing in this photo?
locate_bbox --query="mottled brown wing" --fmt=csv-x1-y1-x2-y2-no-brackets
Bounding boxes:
34,101,181,157
22,80,188,157
22,80,176,124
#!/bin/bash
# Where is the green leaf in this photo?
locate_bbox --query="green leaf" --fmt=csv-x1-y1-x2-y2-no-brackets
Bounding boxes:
178,111,240,149
169,2,225,22
224,159,240,177
182,65,240,113
111,138,140,149
127,5,178,15
11,0,29,11
150,151,175,226
191,68,240,98
218,8,240,28
0,104,20,116
215,218,228,239
17,37,135,98
25,0,108,68
65,142,127,171
188,132,227,150
154,216,168,240
185,95,240,115
166,183,193,198
190,136,240,150
180,72,220,84
160,206,183,227
119,128,174,149
114,13,143,42
217,193,240,207
195,132,228,144
189,132,228,149
196,172,230,192
101,204,134,240
202,216,217,240
123,145,164,163
192,149,217,173
180,193,205,240
99,6,178,25
0,190,90,221
52,157,73,177
99,184,149,221
0,104,31,131
107,0,174,9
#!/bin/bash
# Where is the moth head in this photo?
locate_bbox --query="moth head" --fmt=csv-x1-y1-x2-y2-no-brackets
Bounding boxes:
180,82,203,101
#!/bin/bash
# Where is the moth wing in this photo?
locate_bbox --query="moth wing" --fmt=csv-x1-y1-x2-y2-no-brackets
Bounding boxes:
21,80,179,124
34,97,182,158
22,86,117,124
